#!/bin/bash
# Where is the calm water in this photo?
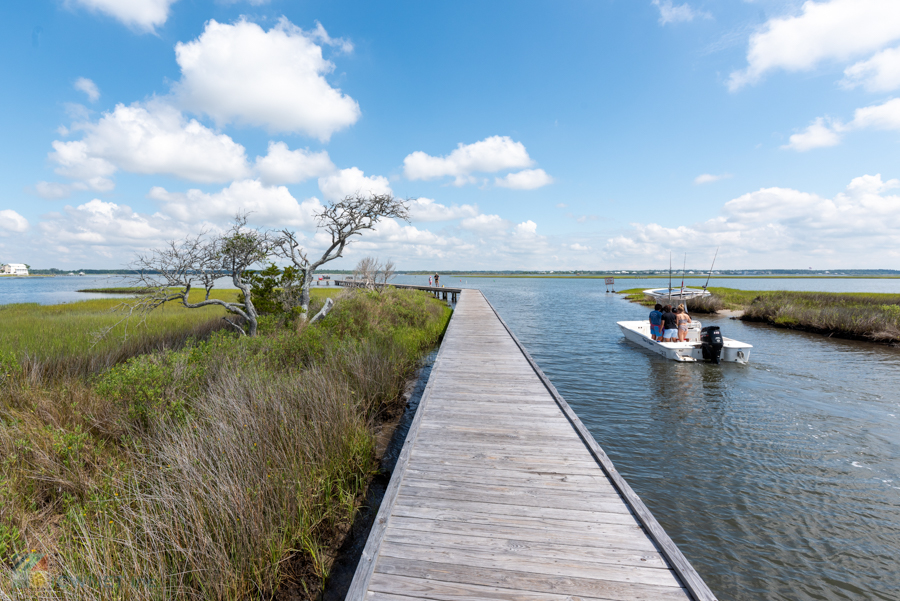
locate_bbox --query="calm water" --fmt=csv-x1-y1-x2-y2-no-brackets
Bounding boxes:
0,275,137,305
400,276,900,601
4,275,900,599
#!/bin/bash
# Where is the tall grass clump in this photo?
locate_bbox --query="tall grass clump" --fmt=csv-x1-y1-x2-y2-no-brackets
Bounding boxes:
684,294,724,314
0,287,450,599
741,291,900,341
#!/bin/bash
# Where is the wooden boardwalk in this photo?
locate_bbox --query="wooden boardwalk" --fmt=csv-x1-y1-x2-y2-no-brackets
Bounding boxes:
348,290,716,601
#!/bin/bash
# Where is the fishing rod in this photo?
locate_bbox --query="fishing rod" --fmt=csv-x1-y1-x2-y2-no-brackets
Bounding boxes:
703,247,719,290
681,252,686,297
668,251,672,305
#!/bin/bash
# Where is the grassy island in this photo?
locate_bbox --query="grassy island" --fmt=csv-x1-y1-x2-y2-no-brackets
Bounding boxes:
0,287,450,599
622,287,900,342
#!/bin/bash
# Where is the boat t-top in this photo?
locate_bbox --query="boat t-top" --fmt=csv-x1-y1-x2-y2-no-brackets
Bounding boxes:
642,287,711,302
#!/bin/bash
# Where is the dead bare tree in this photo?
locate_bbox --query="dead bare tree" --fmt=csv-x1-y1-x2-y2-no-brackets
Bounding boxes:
353,256,379,289
132,215,273,336
353,256,396,290
277,193,409,320
378,258,396,286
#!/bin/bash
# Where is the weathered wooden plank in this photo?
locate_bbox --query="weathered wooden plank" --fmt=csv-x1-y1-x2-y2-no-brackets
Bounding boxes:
401,470,620,495
408,448,600,467
404,464,618,485
372,557,692,601
389,503,643,532
378,543,682,587
384,515,650,548
366,574,632,601
381,529,663,568
396,478,623,505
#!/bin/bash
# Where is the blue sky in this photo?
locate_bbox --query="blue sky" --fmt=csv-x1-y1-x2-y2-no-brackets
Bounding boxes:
2,0,899,270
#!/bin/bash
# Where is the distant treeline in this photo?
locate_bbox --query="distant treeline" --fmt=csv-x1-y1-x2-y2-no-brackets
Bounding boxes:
403,269,900,276
28,268,358,275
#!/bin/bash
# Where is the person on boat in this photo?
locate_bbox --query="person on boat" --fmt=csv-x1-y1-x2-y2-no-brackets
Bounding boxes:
661,305,678,342
676,305,692,342
649,303,663,341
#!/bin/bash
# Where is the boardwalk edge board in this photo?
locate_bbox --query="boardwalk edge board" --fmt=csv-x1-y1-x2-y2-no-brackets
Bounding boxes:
480,293,718,601
345,300,460,600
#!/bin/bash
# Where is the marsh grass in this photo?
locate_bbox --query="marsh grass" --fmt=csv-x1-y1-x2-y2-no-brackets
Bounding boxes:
740,290,900,341
0,289,341,381
0,287,449,599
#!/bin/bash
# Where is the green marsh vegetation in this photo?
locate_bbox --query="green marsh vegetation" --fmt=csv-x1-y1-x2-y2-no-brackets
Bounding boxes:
621,287,900,342
0,286,450,599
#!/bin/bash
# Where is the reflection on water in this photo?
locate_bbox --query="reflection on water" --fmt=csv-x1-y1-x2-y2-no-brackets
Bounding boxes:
406,277,900,601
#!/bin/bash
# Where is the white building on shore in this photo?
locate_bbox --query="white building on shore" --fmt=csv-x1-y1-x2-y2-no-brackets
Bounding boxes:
1,263,29,275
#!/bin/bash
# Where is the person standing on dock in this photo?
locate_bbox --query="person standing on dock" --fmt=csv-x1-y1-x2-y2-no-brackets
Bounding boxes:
428,276,432,286
649,303,663,341
434,273,440,287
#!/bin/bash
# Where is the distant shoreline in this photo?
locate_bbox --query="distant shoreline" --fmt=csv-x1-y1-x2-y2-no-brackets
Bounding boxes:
450,274,900,280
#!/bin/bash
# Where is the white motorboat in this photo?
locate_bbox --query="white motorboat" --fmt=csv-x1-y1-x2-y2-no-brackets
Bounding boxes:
618,320,752,364
643,287,711,302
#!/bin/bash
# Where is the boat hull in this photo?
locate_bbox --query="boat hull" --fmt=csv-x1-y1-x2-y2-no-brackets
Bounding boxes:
617,320,752,364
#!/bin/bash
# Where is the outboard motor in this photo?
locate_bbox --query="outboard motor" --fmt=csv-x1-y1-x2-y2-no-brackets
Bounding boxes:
700,325,724,364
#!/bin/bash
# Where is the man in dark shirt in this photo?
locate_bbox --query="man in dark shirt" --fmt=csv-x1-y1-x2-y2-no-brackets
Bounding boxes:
661,305,678,342
649,303,663,341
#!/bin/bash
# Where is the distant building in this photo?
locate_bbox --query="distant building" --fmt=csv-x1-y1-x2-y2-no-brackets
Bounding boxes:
1,263,28,275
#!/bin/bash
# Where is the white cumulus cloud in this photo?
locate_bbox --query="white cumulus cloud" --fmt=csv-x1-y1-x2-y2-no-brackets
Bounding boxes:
38,199,178,250
70,0,179,32
408,198,478,222
784,98,900,151
74,77,100,102
255,141,335,185
782,117,844,151
606,174,900,266
48,100,250,186
0,210,29,233
841,45,900,92
149,179,322,227
403,136,534,184
174,18,360,140
652,1,710,25
494,168,554,190
728,0,900,91
318,167,392,201
460,214,510,234
694,173,732,185
850,97,900,131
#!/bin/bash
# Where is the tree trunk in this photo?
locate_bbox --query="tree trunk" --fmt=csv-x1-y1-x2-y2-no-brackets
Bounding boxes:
298,272,313,322
310,297,334,324
235,279,259,337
